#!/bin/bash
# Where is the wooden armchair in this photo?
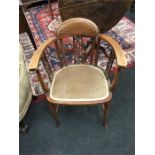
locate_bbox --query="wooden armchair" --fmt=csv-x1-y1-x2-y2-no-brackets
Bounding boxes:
29,18,127,127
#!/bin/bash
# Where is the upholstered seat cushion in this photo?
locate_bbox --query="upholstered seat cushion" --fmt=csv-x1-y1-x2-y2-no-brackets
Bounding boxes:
50,64,110,104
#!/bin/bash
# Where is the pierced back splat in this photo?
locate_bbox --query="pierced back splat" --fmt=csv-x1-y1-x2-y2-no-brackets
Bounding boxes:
55,17,100,67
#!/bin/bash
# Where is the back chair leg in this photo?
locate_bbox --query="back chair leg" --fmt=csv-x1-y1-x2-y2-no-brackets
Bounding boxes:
102,101,111,128
48,0,54,19
48,103,60,127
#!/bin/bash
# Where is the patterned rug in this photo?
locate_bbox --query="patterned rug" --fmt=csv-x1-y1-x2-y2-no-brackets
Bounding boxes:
19,2,135,97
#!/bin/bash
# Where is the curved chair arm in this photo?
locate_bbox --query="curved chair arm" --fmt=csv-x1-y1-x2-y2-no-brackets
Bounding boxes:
98,34,127,68
99,34,128,91
29,37,56,70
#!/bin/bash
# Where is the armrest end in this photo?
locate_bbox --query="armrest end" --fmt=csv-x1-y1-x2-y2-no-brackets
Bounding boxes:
99,34,128,68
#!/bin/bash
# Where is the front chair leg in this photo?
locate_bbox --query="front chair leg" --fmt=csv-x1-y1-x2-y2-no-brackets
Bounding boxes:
102,101,111,128
48,103,60,127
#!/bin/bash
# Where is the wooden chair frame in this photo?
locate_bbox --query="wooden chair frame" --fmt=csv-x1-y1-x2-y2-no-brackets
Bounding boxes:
29,18,127,127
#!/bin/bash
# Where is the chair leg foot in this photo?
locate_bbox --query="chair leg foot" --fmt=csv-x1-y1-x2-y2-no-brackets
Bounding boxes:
103,123,108,128
19,121,29,133
102,101,111,128
48,103,60,127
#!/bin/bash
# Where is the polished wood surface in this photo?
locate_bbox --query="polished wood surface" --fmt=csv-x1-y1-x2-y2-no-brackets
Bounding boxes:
20,0,54,18
20,0,45,4
19,6,37,49
48,103,60,127
29,37,56,70
20,0,48,10
109,66,121,91
102,101,111,128
58,0,133,32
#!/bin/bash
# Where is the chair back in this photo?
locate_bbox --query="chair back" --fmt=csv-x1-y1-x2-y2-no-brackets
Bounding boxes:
54,18,100,66
29,17,124,93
